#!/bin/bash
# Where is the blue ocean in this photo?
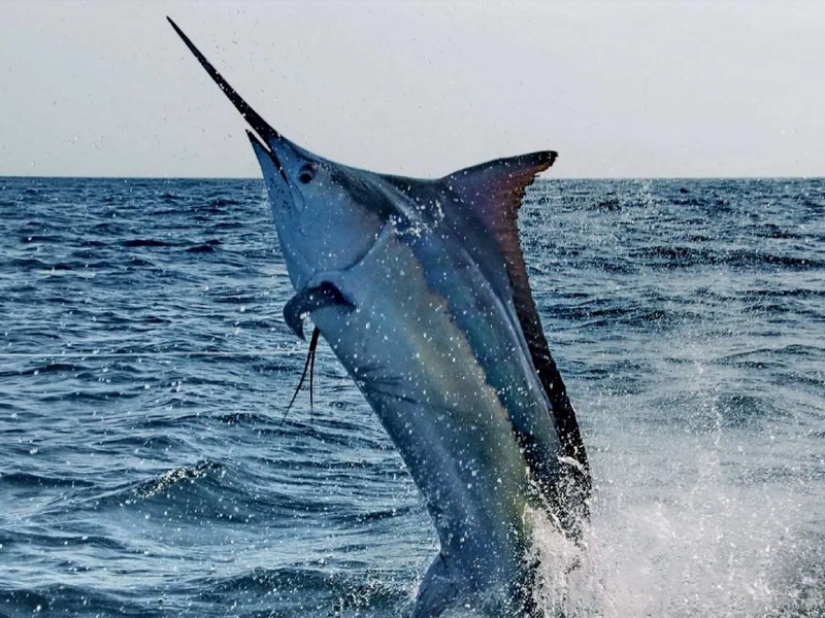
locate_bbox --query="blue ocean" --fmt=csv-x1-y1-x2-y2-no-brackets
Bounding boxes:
1,176,823,617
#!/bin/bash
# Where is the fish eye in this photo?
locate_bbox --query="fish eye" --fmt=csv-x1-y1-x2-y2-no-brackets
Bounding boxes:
298,163,318,184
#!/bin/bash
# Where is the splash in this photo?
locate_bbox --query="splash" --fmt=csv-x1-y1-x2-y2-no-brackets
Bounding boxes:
530,442,823,618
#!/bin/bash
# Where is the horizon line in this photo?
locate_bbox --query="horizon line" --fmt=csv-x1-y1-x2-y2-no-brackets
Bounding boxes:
2,174,823,182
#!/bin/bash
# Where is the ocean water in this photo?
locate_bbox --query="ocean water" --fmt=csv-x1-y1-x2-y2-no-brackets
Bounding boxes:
1,176,824,618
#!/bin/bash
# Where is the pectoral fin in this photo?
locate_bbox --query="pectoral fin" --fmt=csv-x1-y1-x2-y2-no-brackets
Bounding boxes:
283,282,354,340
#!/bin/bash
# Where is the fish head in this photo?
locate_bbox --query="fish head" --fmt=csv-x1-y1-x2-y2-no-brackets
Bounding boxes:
248,132,385,287
167,17,385,288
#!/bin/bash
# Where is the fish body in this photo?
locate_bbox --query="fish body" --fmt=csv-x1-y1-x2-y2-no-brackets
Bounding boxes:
169,19,590,617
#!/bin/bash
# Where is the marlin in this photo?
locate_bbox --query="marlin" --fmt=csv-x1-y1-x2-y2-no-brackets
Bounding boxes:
169,19,590,617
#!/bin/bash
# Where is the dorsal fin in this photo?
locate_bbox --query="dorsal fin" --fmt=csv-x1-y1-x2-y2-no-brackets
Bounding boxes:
443,151,557,245
442,152,591,504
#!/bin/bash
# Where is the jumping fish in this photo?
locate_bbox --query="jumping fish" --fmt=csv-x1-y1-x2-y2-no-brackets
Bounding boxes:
169,18,590,617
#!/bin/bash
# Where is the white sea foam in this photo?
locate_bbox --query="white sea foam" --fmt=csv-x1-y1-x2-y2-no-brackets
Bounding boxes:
531,415,821,618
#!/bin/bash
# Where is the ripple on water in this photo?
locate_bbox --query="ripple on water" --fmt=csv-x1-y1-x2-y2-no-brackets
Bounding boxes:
0,177,823,617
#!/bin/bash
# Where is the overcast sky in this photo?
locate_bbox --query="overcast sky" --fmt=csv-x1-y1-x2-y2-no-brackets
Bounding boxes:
1,1,823,179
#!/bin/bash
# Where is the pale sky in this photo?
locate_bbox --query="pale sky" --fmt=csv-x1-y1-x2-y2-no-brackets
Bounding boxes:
1,1,823,179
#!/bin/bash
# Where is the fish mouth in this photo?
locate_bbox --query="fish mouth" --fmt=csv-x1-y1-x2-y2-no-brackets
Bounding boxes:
244,130,290,187
167,17,289,184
